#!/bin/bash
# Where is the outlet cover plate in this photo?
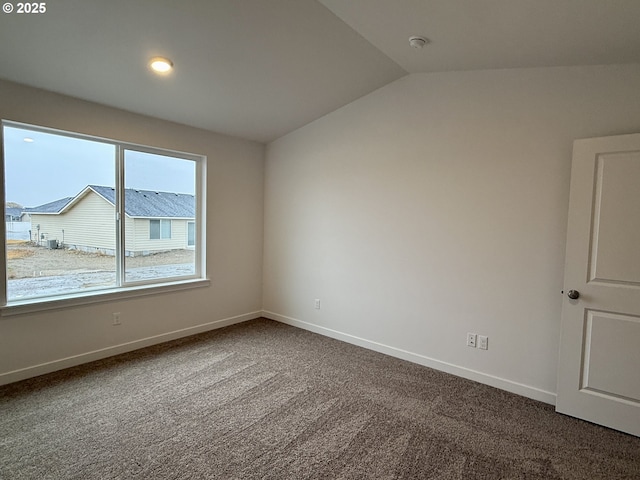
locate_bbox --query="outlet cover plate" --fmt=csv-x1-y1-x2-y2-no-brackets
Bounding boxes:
466,332,477,348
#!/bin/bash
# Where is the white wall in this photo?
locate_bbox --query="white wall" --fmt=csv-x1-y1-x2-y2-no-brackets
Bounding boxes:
0,80,265,383
263,64,640,403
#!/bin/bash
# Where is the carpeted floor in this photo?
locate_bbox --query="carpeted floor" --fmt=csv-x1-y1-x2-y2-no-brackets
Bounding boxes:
1,318,639,479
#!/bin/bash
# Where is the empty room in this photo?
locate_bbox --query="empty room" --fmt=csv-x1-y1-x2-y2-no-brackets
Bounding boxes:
1,1,639,478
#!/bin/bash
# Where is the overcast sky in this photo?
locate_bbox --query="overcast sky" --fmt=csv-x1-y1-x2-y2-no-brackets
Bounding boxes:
3,125,196,207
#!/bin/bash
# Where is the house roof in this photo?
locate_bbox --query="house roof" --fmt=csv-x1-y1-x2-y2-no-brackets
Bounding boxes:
5,207,24,218
24,198,74,214
27,186,195,219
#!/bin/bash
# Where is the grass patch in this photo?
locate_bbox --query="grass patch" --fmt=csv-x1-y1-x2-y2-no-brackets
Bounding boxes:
7,239,30,245
7,249,34,260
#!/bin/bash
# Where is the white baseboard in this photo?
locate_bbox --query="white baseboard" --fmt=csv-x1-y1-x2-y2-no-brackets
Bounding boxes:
262,310,556,405
0,311,262,386
3,309,557,406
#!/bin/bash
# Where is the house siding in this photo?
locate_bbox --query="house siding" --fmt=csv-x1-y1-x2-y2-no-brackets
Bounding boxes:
30,191,191,255
132,218,189,254
32,192,116,252
125,216,136,254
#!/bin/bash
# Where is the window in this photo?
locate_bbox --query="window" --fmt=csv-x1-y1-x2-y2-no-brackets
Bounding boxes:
187,221,195,247
1,121,206,307
150,219,172,240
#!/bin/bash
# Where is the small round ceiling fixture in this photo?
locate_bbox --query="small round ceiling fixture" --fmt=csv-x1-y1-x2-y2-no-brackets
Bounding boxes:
149,56,174,74
409,36,429,49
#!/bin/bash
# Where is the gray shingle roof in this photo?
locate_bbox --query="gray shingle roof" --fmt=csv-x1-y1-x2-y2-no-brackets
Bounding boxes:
27,186,195,218
91,185,195,218
5,207,24,218
24,197,74,214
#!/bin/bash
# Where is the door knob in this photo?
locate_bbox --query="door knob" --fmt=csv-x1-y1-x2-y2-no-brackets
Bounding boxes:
567,290,580,300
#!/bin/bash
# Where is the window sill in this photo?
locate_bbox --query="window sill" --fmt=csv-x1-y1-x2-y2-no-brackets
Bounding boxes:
0,278,210,317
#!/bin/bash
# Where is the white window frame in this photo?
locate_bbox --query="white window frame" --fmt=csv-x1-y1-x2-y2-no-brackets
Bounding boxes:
0,120,208,315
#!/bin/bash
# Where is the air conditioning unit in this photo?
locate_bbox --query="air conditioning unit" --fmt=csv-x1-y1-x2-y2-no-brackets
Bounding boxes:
47,239,58,249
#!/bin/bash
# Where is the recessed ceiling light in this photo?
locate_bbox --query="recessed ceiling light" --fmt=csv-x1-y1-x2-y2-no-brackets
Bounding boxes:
149,56,174,74
23,137,34,143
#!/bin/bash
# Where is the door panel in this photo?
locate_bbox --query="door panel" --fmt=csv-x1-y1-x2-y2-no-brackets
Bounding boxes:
557,133,640,437
581,310,640,401
589,152,640,284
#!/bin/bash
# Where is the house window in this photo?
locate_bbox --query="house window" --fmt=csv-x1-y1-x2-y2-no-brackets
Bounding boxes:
187,221,195,247
150,219,171,240
1,121,206,307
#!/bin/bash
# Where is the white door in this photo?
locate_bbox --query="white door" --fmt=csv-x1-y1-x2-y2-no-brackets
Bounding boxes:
556,133,640,437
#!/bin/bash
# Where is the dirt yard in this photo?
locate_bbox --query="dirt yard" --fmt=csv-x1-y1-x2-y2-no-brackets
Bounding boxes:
6,241,194,279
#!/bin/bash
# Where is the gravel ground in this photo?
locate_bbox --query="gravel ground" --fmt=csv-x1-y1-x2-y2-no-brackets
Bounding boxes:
7,243,194,279
6,243,195,301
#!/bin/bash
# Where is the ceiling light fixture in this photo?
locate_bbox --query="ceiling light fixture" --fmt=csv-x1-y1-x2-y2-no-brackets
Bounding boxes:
23,137,34,143
149,56,174,74
409,36,429,49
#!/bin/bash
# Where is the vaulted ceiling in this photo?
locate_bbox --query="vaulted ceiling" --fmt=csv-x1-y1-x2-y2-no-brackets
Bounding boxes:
1,0,639,143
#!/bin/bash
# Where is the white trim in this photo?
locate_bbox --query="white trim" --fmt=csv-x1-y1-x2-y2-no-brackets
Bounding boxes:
0,310,262,386
1,278,210,317
115,145,125,290
0,129,5,306
196,157,206,280
262,310,557,405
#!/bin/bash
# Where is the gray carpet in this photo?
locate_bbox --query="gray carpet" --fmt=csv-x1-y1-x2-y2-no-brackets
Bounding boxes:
1,318,639,479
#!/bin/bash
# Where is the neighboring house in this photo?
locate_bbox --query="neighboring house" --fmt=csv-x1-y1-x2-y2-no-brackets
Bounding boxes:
27,185,195,256
5,206,31,241
4,207,23,222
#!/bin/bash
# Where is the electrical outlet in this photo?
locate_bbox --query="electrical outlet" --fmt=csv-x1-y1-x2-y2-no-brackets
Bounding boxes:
466,332,477,348
314,299,321,310
112,312,121,326
478,335,488,350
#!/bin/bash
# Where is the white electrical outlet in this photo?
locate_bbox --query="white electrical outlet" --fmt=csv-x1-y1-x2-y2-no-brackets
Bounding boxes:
478,335,488,350
112,312,121,326
314,299,321,310
466,332,477,348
